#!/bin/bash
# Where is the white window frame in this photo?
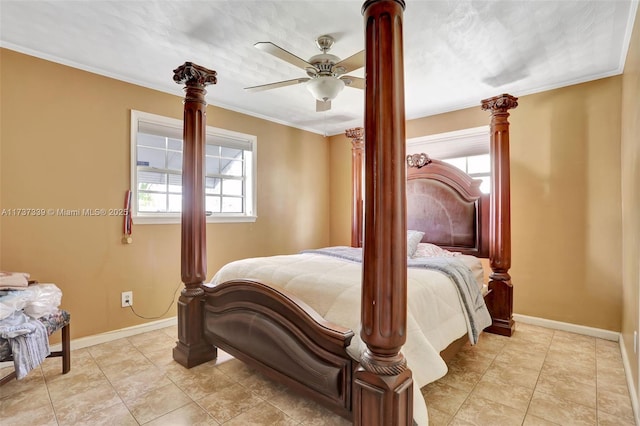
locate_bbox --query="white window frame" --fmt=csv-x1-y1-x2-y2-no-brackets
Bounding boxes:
407,126,491,192
130,110,257,224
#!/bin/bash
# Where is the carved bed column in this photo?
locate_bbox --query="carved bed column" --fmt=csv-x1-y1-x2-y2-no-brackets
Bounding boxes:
355,1,413,425
345,127,364,248
481,93,518,337
172,62,218,368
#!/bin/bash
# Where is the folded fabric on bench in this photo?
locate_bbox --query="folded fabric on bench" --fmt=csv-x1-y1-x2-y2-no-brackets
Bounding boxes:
0,311,50,379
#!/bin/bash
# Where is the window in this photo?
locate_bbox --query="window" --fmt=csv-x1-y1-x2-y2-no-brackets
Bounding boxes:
407,126,491,193
441,154,491,193
131,110,256,223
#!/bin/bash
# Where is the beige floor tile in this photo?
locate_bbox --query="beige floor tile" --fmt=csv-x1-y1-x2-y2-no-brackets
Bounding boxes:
528,389,597,425
473,332,509,355
46,368,112,403
482,360,540,390
216,357,257,381
53,383,123,425
222,401,298,426
522,414,561,425
267,386,349,425
450,395,526,426
448,346,495,375
535,368,596,408
597,386,635,422
70,400,138,426
1,401,58,426
435,362,483,392
109,363,173,400
597,408,636,426
143,346,195,377
128,330,177,355
145,401,220,425
596,339,623,362
503,337,551,355
544,348,596,376
1,377,55,417
239,370,288,400
539,360,596,387
92,345,150,369
86,338,135,363
513,322,555,339
494,344,547,371
597,361,627,387
41,348,92,377
0,366,46,399
552,330,597,346
471,374,534,412
421,380,470,416
171,364,235,400
160,325,178,340
125,382,192,424
196,382,263,423
426,406,453,426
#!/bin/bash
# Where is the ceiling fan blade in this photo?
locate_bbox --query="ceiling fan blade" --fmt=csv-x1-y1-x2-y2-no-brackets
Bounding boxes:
340,75,364,90
316,99,331,112
335,50,364,74
244,78,310,92
255,42,312,70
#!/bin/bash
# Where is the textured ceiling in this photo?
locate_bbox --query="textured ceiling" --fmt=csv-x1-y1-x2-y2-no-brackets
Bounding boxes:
1,0,637,135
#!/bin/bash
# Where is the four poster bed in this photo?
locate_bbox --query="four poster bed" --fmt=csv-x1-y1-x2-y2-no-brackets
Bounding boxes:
171,1,517,425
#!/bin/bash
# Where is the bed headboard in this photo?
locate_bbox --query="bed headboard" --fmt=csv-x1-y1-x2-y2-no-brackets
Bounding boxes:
406,153,489,258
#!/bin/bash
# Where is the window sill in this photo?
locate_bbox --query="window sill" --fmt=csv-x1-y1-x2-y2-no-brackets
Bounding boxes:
133,215,257,225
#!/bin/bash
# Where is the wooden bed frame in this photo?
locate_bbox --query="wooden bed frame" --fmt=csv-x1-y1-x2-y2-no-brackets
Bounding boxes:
171,1,517,424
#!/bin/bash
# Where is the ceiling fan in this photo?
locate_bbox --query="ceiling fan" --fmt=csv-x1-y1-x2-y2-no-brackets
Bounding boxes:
244,35,365,112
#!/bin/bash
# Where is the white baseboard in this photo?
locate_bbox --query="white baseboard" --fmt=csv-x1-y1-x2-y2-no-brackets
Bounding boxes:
513,313,619,341
619,337,640,426
51,316,177,352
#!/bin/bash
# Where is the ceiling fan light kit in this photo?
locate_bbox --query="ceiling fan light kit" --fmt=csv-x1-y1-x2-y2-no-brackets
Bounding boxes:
306,75,345,102
245,34,365,112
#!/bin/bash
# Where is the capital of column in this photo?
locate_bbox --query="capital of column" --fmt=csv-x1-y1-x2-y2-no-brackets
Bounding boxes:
345,127,365,149
481,93,518,113
173,62,217,87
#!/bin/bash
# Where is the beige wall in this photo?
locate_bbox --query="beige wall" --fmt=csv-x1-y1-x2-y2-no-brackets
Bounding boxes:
330,79,624,332
621,5,640,406
0,49,330,339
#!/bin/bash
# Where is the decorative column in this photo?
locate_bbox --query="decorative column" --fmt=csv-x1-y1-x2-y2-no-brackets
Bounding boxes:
172,62,218,367
345,127,364,248
481,93,518,337
354,1,413,425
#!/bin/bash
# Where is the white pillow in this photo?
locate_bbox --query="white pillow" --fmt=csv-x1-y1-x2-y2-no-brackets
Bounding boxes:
407,230,425,257
412,243,460,259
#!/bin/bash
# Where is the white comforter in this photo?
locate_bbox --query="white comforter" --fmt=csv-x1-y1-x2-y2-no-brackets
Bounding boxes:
209,250,491,425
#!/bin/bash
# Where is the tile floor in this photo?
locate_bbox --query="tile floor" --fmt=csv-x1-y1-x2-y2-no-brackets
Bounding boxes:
0,323,635,425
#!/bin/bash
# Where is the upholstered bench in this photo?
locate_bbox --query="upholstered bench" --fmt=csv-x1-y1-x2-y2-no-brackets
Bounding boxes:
0,309,70,385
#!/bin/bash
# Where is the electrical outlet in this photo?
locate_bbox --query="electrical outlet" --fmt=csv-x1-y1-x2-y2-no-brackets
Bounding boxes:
121,291,133,308
634,331,638,353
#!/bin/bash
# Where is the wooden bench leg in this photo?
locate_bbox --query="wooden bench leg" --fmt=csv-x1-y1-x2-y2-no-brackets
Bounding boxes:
61,323,70,374
0,370,17,386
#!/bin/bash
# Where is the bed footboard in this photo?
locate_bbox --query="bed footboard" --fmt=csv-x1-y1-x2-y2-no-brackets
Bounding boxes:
202,279,355,419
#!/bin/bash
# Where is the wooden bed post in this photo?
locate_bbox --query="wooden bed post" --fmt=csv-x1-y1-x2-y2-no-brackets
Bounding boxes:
481,93,518,337
172,62,218,368
345,127,364,248
355,1,412,425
